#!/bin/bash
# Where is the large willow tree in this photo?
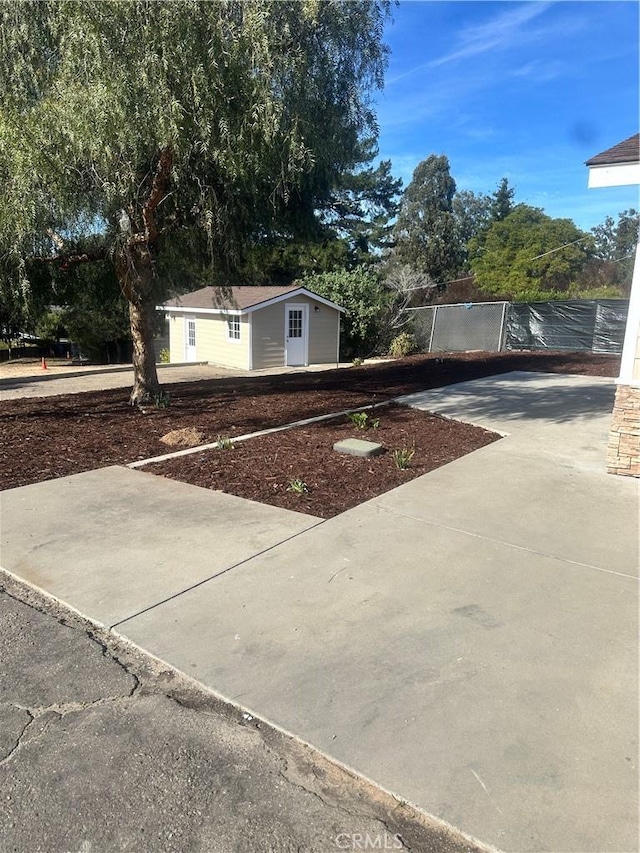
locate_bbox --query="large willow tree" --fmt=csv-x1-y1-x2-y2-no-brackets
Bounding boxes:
0,0,390,403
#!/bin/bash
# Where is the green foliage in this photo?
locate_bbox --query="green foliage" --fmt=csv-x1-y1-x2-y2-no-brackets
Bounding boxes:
302,266,388,357
240,146,403,283
53,258,132,361
452,178,516,273
286,477,309,494
153,390,170,409
347,410,381,429
351,356,364,366
585,209,638,296
392,155,461,285
0,0,392,400
158,348,170,364
216,435,235,450
392,447,415,470
470,205,593,300
35,310,65,344
242,237,354,285
452,189,492,271
490,178,516,222
322,145,403,259
348,411,370,429
388,331,417,358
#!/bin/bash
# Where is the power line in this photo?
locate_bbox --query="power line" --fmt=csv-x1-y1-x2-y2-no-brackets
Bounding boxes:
529,236,590,261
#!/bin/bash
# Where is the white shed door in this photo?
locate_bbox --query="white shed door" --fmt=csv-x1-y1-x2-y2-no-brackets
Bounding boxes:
285,304,308,366
185,316,197,361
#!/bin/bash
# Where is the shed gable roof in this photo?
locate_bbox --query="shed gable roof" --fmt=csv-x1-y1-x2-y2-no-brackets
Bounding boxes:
163,285,299,311
585,133,640,167
161,285,344,314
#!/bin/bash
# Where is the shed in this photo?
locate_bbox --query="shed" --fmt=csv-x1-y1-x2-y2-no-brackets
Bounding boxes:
586,132,640,477
160,285,344,370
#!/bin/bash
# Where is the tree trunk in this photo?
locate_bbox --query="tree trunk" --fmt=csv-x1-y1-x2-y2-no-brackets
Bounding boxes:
114,147,173,406
115,244,161,406
128,297,160,406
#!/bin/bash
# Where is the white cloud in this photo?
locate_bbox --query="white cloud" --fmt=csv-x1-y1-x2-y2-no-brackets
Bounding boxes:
429,1,555,68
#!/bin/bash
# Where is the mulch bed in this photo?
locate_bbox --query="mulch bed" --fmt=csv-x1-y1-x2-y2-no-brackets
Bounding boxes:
0,351,619,511
145,403,500,518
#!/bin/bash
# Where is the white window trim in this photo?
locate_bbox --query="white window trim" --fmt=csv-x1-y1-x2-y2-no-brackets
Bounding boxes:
226,314,242,343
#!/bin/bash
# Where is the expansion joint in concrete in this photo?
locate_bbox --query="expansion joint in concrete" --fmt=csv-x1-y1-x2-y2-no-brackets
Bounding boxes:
109,518,327,631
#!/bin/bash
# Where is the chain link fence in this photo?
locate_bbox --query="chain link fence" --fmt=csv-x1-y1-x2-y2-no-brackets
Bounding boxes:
409,302,507,353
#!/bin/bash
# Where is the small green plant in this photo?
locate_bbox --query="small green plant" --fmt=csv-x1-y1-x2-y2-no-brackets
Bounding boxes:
392,447,415,470
153,390,171,408
388,332,417,359
286,477,309,494
348,411,369,429
351,356,364,366
158,348,170,364
371,417,381,429
216,435,235,450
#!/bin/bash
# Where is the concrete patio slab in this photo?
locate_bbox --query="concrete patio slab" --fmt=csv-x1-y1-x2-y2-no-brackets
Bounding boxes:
373,439,639,577
397,371,617,437
116,501,638,853
0,466,320,627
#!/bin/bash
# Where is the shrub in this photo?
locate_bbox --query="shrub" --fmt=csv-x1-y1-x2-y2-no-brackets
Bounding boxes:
286,477,309,494
388,332,417,359
216,435,235,450
159,348,170,364
392,447,415,470
348,411,369,429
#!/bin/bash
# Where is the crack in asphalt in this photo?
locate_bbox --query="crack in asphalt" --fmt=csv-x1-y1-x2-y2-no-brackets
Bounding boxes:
0,578,492,853
0,707,59,767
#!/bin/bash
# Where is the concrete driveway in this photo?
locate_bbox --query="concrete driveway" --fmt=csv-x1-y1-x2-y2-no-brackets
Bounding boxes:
0,359,353,400
1,371,637,852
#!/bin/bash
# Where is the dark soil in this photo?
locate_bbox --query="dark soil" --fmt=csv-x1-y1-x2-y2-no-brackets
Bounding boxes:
147,403,500,518
1,350,619,516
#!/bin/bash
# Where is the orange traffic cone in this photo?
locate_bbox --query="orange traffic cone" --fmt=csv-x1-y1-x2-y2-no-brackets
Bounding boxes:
41,357,47,370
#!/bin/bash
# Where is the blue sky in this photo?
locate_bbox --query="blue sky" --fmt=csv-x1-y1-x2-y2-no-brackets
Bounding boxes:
374,0,639,231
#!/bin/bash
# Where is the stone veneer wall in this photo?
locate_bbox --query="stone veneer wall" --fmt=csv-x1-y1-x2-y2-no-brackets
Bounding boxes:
607,385,640,477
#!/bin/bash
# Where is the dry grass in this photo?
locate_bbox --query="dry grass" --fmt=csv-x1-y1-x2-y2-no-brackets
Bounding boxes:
159,427,207,448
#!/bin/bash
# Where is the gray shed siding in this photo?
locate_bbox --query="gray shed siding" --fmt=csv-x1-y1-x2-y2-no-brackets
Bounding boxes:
251,302,286,369
251,295,340,369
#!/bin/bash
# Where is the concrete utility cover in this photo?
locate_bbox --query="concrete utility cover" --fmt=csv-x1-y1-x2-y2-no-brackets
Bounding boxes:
333,438,384,457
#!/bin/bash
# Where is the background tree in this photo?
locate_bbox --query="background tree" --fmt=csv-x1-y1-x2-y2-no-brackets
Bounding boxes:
581,209,639,296
379,264,436,343
0,0,391,403
322,148,403,262
241,144,402,284
490,177,516,222
392,155,461,285
452,189,492,272
0,289,33,359
300,267,387,358
470,205,593,301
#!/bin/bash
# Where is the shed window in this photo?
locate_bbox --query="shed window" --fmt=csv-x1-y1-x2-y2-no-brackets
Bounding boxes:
227,316,241,341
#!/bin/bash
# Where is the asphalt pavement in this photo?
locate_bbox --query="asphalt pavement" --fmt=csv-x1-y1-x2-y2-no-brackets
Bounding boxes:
1,575,487,853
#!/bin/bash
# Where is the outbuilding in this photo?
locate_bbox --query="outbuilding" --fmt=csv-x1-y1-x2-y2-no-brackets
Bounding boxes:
160,285,344,371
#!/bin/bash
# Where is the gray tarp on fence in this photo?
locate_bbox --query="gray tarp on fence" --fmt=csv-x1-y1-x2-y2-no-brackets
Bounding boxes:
409,299,628,355
505,299,628,353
